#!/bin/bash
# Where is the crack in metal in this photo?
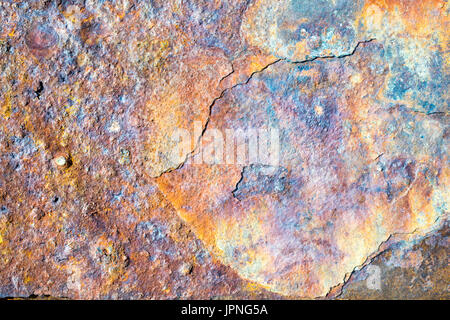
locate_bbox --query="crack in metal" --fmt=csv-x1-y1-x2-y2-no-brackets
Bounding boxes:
153,38,447,299
157,39,377,178
328,214,444,299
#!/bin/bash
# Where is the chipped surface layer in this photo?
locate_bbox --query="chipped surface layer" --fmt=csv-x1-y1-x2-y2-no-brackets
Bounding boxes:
157,41,448,297
0,1,448,299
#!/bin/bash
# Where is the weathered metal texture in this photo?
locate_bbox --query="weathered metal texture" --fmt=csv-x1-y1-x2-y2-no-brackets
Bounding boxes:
157,41,448,297
338,223,449,300
0,0,448,299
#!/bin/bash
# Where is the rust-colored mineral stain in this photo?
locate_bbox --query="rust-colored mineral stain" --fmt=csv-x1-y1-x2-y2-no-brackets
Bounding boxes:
157,38,448,297
80,22,109,46
25,24,59,57
0,0,447,300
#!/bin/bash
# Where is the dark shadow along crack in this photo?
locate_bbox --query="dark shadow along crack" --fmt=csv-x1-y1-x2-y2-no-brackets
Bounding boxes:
156,39,377,178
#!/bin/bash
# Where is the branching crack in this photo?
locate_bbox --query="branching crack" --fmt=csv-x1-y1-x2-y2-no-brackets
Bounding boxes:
156,39,377,178
231,166,247,200
327,213,444,299
151,37,447,300
284,38,376,64
219,63,235,85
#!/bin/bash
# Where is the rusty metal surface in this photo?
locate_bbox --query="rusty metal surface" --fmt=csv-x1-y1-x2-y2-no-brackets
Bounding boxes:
0,1,448,299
